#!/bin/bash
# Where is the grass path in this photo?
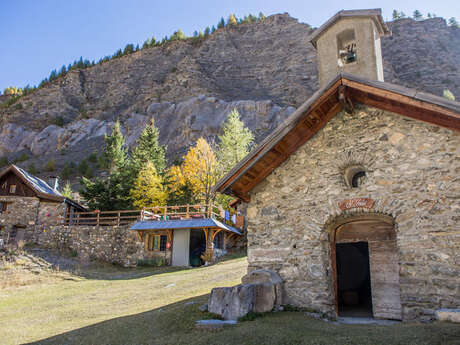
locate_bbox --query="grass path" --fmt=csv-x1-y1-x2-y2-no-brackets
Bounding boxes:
1,255,459,345
0,257,247,345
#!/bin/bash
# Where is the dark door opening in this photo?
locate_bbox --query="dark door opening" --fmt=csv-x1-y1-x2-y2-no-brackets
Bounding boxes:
336,242,373,317
189,230,206,267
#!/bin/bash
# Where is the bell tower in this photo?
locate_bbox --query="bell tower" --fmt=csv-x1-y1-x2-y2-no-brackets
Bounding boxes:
309,9,391,87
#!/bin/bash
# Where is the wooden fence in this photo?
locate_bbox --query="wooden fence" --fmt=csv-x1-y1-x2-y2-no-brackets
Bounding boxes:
63,204,244,228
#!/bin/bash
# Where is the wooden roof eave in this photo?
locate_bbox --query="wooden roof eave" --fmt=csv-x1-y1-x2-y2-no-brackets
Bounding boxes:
214,73,460,201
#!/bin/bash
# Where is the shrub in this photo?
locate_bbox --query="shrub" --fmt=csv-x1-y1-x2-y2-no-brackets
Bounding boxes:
44,158,56,172
78,159,93,177
17,152,29,162
28,163,38,174
61,163,71,180
0,156,9,167
88,152,98,163
54,116,65,127
443,89,455,101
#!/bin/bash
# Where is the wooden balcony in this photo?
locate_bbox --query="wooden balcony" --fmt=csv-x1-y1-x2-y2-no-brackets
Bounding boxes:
63,204,244,229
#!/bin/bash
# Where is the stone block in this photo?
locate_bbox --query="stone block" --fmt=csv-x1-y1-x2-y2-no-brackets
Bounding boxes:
436,309,460,323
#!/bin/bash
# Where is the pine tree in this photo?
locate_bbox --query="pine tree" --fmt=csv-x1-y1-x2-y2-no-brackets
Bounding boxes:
103,120,127,173
392,10,399,20
413,10,423,20
130,118,166,175
259,12,266,21
399,11,406,18
123,44,134,55
217,109,254,176
170,29,186,41
129,162,168,208
204,27,210,36
61,181,73,199
448,17,459,27
217,17,225,29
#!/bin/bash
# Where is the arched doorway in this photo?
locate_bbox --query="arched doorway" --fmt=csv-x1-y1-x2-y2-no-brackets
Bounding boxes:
329,214,402,320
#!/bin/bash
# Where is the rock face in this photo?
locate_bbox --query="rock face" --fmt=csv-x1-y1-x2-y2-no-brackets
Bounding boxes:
245,105,460,321
0,15,458,173
0,96,295,170
208,269,283,320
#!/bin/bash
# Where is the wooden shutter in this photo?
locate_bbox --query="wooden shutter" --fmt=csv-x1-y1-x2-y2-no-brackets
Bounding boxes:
369,240,402,320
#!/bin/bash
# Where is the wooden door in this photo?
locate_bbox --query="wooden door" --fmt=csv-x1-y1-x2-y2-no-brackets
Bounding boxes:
368,240,402,320
172,229,190,266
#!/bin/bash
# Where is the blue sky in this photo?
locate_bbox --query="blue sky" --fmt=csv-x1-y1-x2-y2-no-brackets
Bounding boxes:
0,0,458,92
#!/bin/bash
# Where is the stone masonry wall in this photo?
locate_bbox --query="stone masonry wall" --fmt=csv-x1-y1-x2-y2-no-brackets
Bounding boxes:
246,105,459,321
37,200,67,227
33,225,144,267
0,196,39,231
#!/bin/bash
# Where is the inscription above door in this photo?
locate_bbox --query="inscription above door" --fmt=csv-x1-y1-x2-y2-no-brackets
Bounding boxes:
338,198,374,211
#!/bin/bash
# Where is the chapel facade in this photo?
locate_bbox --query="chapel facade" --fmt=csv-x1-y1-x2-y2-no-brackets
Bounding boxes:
214,9,460,321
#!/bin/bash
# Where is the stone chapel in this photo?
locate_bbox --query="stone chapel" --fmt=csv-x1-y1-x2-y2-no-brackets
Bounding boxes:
214,9,460,321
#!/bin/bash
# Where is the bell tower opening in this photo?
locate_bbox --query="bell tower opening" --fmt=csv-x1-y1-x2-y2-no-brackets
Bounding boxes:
309,9,391,87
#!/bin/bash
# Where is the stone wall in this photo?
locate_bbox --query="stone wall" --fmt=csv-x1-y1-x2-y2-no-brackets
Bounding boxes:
0,196,39,231
37,200,67,227
33,224,144,267
245,105,460,321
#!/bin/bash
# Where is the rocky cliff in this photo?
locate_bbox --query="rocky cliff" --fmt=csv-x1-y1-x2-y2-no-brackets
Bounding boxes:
0,14,459,177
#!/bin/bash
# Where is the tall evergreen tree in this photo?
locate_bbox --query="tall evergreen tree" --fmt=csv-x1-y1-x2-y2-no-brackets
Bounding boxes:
448,17,459,27
392,10,399,20
217,109,254,176
217,17,225,29
103,120,127,173
413,10,423,20
130,118,166,174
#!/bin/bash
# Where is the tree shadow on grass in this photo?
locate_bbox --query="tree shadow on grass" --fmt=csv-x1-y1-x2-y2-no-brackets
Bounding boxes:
23,295,460,345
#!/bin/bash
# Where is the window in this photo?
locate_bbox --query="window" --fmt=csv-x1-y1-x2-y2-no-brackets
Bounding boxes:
337,29,357,66
9,185,16,194
344,165,367,188
148,234,167,251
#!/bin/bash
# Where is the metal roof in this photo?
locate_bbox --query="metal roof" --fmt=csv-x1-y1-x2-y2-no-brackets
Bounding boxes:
14,165,63,198
130,218,242,235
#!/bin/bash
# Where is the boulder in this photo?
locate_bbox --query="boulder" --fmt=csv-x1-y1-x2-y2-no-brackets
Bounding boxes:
242,269,283,307
208,284,256,320
208,269,283,320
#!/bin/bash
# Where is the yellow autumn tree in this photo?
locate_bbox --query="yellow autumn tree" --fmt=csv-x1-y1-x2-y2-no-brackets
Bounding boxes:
228,14,238,26
181,137,219,205
130,161,168,208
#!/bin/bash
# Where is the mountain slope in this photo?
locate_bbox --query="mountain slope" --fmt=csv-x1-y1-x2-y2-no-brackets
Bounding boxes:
0,14,458,175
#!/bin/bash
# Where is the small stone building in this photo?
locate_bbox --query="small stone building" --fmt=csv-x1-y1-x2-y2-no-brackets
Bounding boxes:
0,164,85,245
215,9,460,321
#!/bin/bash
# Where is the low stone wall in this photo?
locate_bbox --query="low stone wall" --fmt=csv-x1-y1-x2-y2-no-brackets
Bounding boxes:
32,224,144,267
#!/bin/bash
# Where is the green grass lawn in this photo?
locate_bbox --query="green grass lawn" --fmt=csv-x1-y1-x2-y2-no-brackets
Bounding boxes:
1,254,459,345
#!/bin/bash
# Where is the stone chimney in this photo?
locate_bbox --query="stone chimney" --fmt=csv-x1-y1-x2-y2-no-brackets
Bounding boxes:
309,9,391,87
48,176,59,191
